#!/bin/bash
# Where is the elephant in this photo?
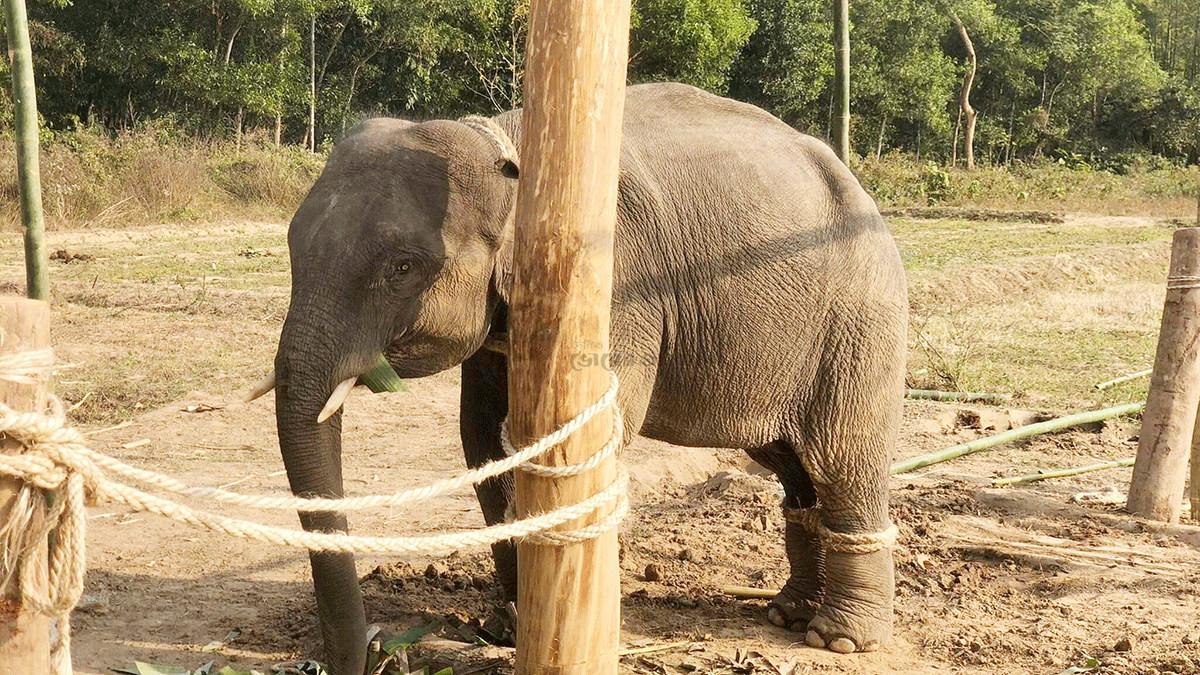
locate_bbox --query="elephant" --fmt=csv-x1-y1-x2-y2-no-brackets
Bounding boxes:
252,82,907,675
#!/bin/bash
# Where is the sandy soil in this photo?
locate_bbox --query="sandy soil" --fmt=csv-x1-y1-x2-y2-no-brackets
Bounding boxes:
62,380,1200,675
3,216,1197,675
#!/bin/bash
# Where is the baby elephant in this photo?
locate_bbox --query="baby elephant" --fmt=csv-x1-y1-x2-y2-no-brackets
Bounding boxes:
259,82,906,675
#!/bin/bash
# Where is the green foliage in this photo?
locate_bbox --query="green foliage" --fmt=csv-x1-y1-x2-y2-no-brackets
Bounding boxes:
629,0,756,91
728,0,832,127
922,162,955,204
8,0,1197,165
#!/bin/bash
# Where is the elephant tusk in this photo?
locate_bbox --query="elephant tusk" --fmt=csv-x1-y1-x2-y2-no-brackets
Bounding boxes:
317,377,357,424
244,370,276,402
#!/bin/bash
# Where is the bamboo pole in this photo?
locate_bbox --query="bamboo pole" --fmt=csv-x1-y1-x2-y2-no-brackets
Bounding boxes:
905,389,1011,405
832,0,850,163
1128,228,1200,522
890,401,1145,475
0,296,51,674
2,0,49,301
993,458,1134,486
507,0,631,673
1094,369,1152,391
721,585,777,600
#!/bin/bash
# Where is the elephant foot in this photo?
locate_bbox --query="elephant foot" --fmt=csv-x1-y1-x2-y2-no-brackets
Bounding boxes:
766,577,821,632
480,601,517,647
803,528,895,654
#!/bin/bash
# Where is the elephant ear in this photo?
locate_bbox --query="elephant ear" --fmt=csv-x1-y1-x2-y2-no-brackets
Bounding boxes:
491,212,515,305
458,115,519,306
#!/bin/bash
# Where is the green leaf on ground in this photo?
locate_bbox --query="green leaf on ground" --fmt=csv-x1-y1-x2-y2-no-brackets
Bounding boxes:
381,621,443,654
1059,658,1100,674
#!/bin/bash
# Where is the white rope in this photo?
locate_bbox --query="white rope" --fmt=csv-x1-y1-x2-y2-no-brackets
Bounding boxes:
0,349,625,674
0,373,625,554
460,115,520,165
1167,275,1200,290
0,348,54,385
75,375,620,512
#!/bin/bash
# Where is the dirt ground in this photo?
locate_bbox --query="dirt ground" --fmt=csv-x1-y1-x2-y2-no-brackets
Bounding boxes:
2,214,1199,675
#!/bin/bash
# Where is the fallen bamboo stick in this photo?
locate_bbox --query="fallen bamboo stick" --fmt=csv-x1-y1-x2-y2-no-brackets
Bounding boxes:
1094,369,1152,391
721,585,777,600
993,458,1135,486
618,641,693,657
906,389,1011,405
891,401,1145,475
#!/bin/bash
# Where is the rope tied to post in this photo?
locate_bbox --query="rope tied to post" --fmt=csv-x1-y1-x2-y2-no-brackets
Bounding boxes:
0,348,627,673
0,348,84,675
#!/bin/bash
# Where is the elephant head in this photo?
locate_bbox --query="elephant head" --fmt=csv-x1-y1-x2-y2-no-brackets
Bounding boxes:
250,116,519,675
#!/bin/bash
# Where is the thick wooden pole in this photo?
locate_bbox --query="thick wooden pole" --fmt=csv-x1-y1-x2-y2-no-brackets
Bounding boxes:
1128,228,1200,522
0,297,51,674
508,0,630,673
3,0,49,301
832,0,850,164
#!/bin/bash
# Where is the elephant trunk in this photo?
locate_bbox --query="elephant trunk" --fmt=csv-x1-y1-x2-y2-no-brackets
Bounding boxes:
274,311,368,675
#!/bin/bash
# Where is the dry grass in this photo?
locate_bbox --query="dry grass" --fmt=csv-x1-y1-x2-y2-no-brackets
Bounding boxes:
895,215,1175,409
0,124,323,230
858,155,1200,218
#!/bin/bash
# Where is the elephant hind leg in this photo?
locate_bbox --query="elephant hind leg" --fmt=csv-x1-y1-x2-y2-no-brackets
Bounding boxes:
744,441,824,633
792,344,902,654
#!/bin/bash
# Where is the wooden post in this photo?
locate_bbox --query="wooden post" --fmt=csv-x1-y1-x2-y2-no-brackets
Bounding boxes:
0,297,51,674
507,0,631,673
1128,228,1200,522
1189,409,1200,521
2,0,50,301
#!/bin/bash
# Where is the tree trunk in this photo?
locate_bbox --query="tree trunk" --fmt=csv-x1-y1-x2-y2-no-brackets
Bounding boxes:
952,106,961,167
832,0,850,164
235,106,244,156
951,12,977,170
1007,100,1016,166
875,116,886,160
308,12,316,153
275,114,282,148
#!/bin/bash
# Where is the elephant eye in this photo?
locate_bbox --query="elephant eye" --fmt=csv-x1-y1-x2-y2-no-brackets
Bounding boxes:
398,262,412,273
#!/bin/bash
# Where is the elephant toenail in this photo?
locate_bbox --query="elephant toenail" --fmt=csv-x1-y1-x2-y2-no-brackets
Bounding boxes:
767,606,787,627
805,630,826,648
861,640,881,652
829,637,857,653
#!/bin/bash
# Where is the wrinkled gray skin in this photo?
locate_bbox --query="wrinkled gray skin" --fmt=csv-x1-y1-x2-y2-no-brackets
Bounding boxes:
273,83,906,675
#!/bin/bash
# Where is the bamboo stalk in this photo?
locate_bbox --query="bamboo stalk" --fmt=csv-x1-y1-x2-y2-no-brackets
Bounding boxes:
1094,369,1152,391
3,0,49,301
906,389,1011,405
721,585,777,600
993,458,1135,486
890,401,1145,475
618,641,693,657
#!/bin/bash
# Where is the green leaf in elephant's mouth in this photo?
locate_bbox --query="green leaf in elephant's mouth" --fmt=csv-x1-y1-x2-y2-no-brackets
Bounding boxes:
361,354,409,393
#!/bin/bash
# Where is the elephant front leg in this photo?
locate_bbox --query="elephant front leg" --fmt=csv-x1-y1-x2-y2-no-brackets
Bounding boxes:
461,349,518,645
743,442,825,632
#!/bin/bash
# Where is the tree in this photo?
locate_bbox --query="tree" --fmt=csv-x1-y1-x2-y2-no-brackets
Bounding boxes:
628,0,756,92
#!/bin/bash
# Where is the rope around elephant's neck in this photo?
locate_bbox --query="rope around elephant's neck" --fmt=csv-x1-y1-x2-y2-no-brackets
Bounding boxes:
460,114,520,166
